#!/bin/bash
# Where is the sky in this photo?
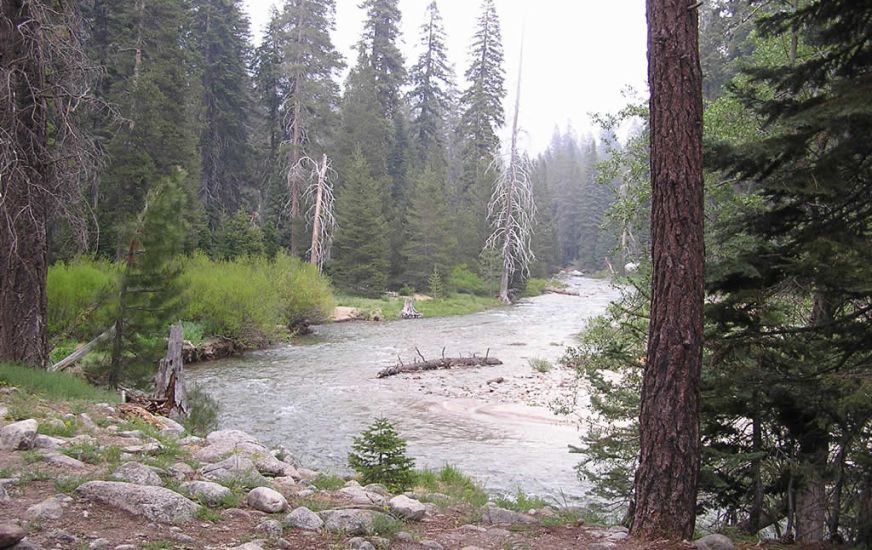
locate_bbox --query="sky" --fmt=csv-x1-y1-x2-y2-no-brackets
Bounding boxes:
241,0,648,153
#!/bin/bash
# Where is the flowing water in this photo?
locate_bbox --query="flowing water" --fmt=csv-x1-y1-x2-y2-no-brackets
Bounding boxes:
187,276,619,503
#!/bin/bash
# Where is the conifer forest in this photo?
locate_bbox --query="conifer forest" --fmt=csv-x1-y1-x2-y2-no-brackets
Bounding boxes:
0,0,870,548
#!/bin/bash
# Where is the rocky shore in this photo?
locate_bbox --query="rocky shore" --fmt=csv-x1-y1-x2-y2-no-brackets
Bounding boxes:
0,389,735,550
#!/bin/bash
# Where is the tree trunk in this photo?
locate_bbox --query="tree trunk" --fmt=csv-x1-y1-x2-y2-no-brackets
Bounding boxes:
0,0,50,368
153,322,187,418
310,154,326,267
632,0,704,541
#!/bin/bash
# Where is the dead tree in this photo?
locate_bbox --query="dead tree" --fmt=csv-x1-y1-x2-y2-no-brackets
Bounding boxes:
0,0,102,366
400,297,422,319
484,43,535,304
153,322,188,418
301,154,337,271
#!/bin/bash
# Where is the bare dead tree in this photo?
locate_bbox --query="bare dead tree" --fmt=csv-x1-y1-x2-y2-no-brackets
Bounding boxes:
298,154,337,271
1,0,103,366
483,41,535,304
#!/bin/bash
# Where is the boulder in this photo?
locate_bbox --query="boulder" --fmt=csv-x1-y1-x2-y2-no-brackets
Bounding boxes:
153,416,185,437
346,537,375,550
338,485,386,505
168,462,195,480
111,462,163,487
26,496,64,521
88,538,111,549
75,481,199,524
78,413,98,431
388,495,426,521
246,487,288,513
43,454,86,469
180,481,233,507
254,519,283,539
32,435,65,450
231,543,264,550
284,507,323,531
254,454,298,478
199,455,266,486
120,442,162,455
195,429,268,463
481,505,538,526
0,420,38,451
0,523,26,548
319,509,385,536
694,534,735,550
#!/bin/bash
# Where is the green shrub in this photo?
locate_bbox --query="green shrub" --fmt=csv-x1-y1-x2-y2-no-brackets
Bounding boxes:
427,267,446,299
522,278,549,297
183,385,221,436
310,473,345,491
182,321,206,345
0,363,119,403
47,258,118,340
493,488,548,512
448,265,487,296
529,358,552,373
348,418,415,492
272,253,335,326
413,464,488,507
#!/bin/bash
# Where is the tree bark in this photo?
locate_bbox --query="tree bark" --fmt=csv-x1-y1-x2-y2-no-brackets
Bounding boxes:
0,0,50,367
632,0,704,540
153,322,187,418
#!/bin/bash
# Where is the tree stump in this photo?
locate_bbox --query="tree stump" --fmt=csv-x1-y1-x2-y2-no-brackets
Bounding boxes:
400,297,423,319
153,322,188,418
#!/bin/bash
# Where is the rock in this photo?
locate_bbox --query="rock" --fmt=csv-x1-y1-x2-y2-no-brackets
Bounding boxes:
75,481,199,524
168,462,194,480
363,483,391,496
111,462,163,486
338,485,386,505
694,534,735,550
43,453,86,469
285,507,323,531
26,496,64,521
487,528,511,538
296,468,319,481
394,532,415,543
195,429,268,463
171,533,195,545
9,539,41,550
388,495,426,521
481,505,538,526
46,529,77,545
370,536,389,549
120,441,162,455
232,543,265,550
459,547,484,550
254,519,283,539
0,419,38,450
420,542,443,550
88,539,111,549
114,546,137,550
319,509,384,536
79,413,98,431
0,523,26,548
32,435,64,450
246,487,288,513
153,416,185,436
180,481,233,507
586,544,617,550
222,508,251,520
254,453,298,478
178,435,204,446
346,537,375,550
199,455,266,485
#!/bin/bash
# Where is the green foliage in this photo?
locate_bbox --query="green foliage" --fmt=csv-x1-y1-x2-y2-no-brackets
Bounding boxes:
427,267,445,299
413,464,489,508
371,513,405,537
62,442,104,465
528,358,552,373
402,165,456,287
521,278,548,297
271,254,336,327
493,489,548,513
348,418,415,492
53,475,94,493
38,418,77,438
195,506,223,523
447,265,487,296
182,385,221,436
215,211,264,260
310,473,346,491
0,363,119,403
46,258,118,341
181,321,206,346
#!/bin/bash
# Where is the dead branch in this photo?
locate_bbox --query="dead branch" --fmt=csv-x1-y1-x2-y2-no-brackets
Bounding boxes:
377,354,503,378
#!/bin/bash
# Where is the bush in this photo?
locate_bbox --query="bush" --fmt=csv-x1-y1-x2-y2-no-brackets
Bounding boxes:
183,385,220,436
272,254,336,326
522,278,549,297
427,267,446,299
348,418,415,492
448,265,487,296
529,358,552,373
47,258,118,340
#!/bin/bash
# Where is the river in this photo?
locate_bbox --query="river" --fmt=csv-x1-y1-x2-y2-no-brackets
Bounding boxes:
186,275,619,504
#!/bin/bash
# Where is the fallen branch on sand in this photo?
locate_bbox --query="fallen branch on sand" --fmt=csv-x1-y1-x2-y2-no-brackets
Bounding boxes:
377,347,502,378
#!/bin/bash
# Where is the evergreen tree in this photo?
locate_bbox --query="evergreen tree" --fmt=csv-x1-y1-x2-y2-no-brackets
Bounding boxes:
190,0,255,232
357,0,406,118
402,164,456,288
337,64,392,182
407,1,455,163
329,149,390,296
348,418,415,492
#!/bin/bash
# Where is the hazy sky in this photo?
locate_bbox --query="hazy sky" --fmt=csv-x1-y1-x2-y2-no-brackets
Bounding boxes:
241,0,648,153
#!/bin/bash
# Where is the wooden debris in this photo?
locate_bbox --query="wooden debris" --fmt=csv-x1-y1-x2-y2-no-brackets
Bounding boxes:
544,286,580,296
49,325,115,372
400,297,423,319
153,322,188,418
377,349,502,378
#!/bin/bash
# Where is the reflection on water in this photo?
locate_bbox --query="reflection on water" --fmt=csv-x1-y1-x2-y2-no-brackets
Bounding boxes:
186,276,618,503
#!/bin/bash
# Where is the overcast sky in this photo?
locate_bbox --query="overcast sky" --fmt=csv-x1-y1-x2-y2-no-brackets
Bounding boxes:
241,0,648,153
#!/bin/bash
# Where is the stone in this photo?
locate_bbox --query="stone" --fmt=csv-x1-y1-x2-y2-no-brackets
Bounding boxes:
46,529,77,545
246,487,288,513
199,455,266,485
0,419,38,450
694,534,735,550
9,539,41,550
178,436,204,446
195,429,268,463
370,536,390,549
26,496,64,521
254,453,299,478
79,413,98,430
363,483,391,497
346,537,375,550
338,485,386,505
32,435,65,450
168,462,195,480
319,509,385,536
254,519,283,539
481,505,538,526
75,481,199,524
120,441,162,455
586,544,617,550
420,543,443,550
393,532,415,543
222,508,251,520
88,538,111,549
284,507,323,531
114,546,137,550
111,462,164,486
232,542,265,550
0,523,26,548
153,416,185,436
171,533,195,545
179,481,233,507
388,495,426,521
296,468,319,481
43,454,86,469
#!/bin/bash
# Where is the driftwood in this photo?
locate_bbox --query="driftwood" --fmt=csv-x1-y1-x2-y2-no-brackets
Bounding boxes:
49,325,116,372
400,297,423,319
545,286,580,296
152,322,187,418
377,348,502,378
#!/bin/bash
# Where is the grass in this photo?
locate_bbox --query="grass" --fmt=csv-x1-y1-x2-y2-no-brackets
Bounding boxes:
54,474,94,493
38,418,78,437
310,473,346,491
371,513,405,537
195,506,223,523
0,362,119,403
22,451,45,464
62,442,104,465
335,293,501,321
17,469,52,487
528,358,553,373
493,488,548,513
293,496,333,513
413,464,489,508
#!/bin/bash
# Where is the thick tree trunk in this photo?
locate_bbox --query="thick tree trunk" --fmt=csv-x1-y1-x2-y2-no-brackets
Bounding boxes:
0,0,50,367
632,0,704,540
153,322,187,418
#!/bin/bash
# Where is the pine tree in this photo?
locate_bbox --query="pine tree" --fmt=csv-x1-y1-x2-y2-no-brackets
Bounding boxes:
402,164,456,288
357,0,406,119
337,64,392,182
190,0,254,232
408,1,455,163
348,418,415,492
329,149,390,296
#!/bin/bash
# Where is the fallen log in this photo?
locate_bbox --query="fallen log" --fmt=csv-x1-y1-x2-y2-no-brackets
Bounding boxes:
49,325,115,372
377,350,502,378
545,286,580,296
